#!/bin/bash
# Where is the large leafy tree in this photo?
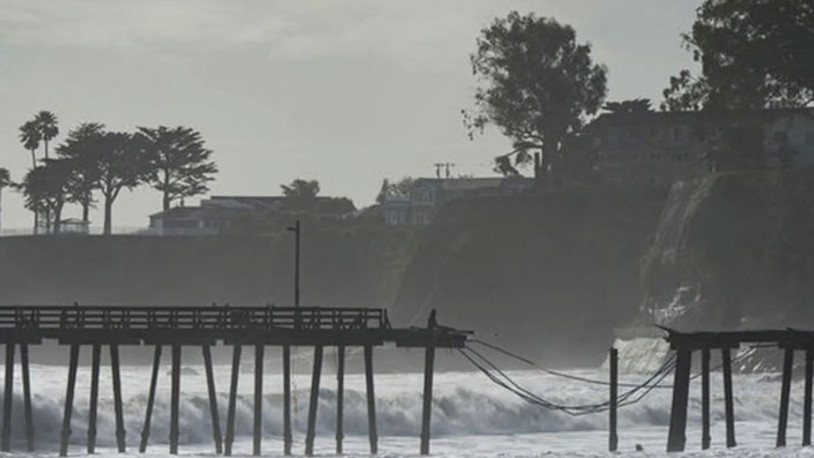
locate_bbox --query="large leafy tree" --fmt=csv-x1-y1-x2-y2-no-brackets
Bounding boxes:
281,179,320,212
20,159,75,234
464,11,607,176
137,126,217,212
662,0,814,168
56,123,106,224
97,132,149,235
35,111,59,159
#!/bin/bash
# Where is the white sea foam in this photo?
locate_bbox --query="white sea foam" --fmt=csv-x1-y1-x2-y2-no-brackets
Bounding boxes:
0,347,808,457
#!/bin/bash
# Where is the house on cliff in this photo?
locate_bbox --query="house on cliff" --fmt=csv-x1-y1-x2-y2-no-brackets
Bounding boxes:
381,176,533,226
589,109,814,186
149,195,355,235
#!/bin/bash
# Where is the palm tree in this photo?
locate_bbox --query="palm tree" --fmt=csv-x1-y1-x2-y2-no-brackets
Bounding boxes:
0,168,9,233
19,121,41,168
35,111,59,159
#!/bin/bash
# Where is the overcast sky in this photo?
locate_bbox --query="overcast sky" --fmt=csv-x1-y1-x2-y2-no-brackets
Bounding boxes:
0,0,699,230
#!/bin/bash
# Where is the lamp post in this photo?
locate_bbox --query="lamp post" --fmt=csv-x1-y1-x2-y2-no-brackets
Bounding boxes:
287,220,301,307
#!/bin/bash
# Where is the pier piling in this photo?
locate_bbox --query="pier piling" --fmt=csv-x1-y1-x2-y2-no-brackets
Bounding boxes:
364,344,378,454
20,344,33,452
805,349,813,446
666,347,691,452
701,347,710,450
305,345,324,457
170,344,181,454
336,345,345,455
111,345,126,453
420,342,436,455
722,348,736,447
140,345,162,453
254,344,264,456
225,345,241,456
88,344,101,454
2,343,14,452
283,345,292,456
777,347,794,448
609,347,618,452
203,345,223,454
60,345,80,457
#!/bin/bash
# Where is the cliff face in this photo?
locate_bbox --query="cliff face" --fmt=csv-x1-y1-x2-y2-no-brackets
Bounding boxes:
641,171,814,330
0,228,417,308
391,186,668,366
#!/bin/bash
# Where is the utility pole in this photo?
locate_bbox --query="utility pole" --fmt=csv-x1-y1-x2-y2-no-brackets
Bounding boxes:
433,162,455,179
287,220,301,307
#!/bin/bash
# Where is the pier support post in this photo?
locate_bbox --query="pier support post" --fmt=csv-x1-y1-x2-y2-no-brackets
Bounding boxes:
283,345,292,456
701,347,711,450
420,343,436,455
364,344,378,454
140,345,162,453
722,347,737,448
203,345,223,454
777,347,794,448
667,347,691,452
88,344,101,454
2,343,14,452
170,345,182,454
805,349,813,446
111,345,126,453
20,344,33,452
305,345,323,456
254,345,264,456
60,344,80,457
336,345,345,455
225,345,241,456
609,347,618,452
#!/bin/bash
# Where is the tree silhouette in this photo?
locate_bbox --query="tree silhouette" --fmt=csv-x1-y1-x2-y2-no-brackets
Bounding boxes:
603,99,653,113
97,132,149,235
56,123,106,224
0,168,9,232
281,179,320,212
35,111,59,160
464,11,607,176
20,159,75,234
137,126,217,212
19,120,41,168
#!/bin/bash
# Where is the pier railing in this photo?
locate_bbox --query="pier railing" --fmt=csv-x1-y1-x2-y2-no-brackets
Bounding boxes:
0,306,388,332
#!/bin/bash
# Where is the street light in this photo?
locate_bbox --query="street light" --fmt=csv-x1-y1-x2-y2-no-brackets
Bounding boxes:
286,220,301,307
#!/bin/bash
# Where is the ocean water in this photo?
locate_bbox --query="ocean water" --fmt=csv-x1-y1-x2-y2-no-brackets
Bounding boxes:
0,348,812,458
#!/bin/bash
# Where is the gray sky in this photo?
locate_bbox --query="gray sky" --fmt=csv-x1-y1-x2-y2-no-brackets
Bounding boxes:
0,0,699,230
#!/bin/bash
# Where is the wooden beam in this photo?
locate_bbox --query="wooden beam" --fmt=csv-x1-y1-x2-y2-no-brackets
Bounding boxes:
722,348,737,448
202,345,223,454
305,345,323,456
59,344,80,457
336,345,345,455
283,345,292,456
20,344,33,452
667,348,691,452
139,345,162,453
777,348,794,447
88,344,101,454
170,345,182,454
111,345,126,453
253,345,264,456
364,344,378,454
1,343,14,452
225,345,241,456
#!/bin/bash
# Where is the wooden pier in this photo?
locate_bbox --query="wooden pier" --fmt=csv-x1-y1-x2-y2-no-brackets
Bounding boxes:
0,305,469,456
662,327,814,452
